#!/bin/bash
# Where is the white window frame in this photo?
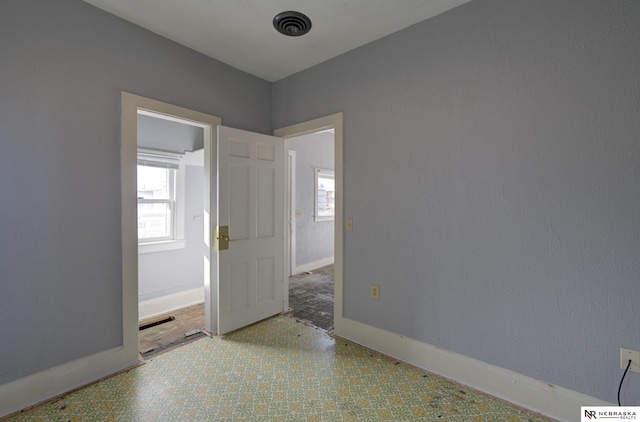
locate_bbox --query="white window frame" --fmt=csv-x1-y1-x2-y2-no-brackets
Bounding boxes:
137,169,175,243
314,168,335,222
137,149,186,254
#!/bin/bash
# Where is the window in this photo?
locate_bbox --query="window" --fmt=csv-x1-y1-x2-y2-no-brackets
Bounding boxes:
137,151,185,252
315,168,335,221
137,165,175,241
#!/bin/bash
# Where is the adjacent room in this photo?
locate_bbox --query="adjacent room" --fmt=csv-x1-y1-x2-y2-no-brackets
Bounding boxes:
136,112,206,357
286,130,336,331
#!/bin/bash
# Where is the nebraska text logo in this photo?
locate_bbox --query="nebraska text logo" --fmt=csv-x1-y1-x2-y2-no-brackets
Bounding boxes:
581,406,638,421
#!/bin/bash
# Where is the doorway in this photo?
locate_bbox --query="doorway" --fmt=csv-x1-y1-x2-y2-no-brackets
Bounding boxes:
275,113,344,333
122,94,342,362
135,112,207,357
122,92,292,349
285,129,335,330
121,92,221,363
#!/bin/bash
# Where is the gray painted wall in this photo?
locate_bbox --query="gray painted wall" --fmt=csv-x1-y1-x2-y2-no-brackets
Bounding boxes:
139,164,204,302
137,114,205,154
0,0,270,384
288,132,334,270
273,0,640,403
2,0,639,408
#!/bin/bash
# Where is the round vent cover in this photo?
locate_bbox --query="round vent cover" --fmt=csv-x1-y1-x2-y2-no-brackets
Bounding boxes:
273,11,312,37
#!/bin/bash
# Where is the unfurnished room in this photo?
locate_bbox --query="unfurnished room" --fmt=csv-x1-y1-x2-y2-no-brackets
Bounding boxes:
1,1,639,421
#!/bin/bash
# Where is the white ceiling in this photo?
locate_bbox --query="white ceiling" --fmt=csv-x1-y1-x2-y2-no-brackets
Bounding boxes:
83,0,472,82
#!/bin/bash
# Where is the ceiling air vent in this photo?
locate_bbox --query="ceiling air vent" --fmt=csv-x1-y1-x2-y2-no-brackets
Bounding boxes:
273,11,312,37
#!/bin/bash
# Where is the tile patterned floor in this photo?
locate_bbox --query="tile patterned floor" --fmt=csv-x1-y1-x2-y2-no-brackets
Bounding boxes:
6,316,552,421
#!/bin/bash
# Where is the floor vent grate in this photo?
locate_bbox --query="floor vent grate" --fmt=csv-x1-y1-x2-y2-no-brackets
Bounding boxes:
139,316,175,331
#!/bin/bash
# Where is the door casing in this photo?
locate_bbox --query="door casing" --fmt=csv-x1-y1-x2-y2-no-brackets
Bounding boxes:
121,92,221,355
274,113,344,331
287,149,297,281
122,95,344,346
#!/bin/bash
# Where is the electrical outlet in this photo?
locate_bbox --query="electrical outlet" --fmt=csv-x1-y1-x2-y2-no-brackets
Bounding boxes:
620,348,640,373
370,284,380,300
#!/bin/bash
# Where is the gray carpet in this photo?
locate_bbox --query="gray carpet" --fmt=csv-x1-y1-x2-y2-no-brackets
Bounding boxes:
287,264,334,331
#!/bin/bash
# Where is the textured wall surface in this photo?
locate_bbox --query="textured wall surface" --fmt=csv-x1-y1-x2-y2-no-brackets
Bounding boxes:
137,115,205,154
2,0,639,407
0,0,270,384
288,132,335,269
273,0,640,402
138,165,204,302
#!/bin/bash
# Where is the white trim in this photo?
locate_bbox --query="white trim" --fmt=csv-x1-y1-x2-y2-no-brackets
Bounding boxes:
122,92,221,366
137,146,186,245
4,95,211,418
334,317,611,422
203,125,217,334
138,287,204,321
293,257,335,275
314,168,335,222
182,149,204,167
287,150,296,278
0,347,139,418
137,148,182,159
275,113,344,326
175,163,186,241
138,239,186,254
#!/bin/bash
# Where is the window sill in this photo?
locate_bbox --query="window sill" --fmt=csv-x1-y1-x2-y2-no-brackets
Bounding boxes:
138,239,186,254
314,216,335,222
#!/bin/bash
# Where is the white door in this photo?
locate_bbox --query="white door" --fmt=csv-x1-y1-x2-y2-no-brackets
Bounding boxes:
217,126,285,335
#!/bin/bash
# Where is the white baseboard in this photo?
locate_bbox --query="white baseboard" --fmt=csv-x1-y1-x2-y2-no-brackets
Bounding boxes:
0,346,139,418
0,287,204,418
334,317,610,422
293,257,334,275
139,287,204,321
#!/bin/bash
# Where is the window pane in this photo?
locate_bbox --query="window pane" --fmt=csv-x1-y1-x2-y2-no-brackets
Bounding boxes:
138,202,172,240
137,165,171,199
316,170,335,219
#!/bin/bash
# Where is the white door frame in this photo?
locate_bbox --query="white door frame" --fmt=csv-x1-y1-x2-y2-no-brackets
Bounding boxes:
287,150,297,280
274,113,344,329
121,92,222,354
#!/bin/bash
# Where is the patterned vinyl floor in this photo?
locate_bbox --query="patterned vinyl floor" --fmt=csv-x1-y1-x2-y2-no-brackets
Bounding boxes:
6,316,553,421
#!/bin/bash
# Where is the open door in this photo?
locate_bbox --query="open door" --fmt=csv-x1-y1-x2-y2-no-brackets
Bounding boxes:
215,126,285,334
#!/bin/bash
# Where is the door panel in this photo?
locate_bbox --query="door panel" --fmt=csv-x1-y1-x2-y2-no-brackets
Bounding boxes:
257,168,275,238
229,261,250,312
257,257,275,303
217,126,285,335
230,165,251,240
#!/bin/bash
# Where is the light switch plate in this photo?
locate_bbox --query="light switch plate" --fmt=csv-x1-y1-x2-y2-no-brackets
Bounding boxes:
346,218,353,232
